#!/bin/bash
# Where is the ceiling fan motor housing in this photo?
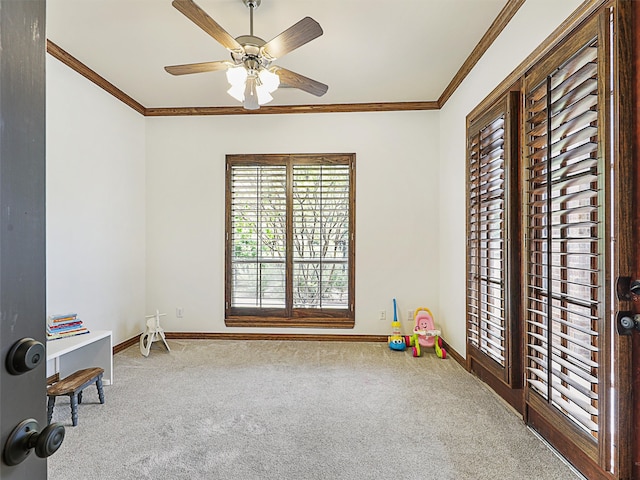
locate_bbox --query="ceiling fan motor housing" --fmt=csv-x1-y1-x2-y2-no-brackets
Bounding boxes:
235,35,266,51
231,35,271,70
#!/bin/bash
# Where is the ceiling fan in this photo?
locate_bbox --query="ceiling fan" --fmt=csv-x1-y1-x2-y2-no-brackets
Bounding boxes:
165,0,329,110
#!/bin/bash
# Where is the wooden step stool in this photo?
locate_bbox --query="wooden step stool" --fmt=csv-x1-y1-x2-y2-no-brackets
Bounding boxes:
47,367,105,427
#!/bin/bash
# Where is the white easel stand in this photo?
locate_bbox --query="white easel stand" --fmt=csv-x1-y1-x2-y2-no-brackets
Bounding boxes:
140,310,171,357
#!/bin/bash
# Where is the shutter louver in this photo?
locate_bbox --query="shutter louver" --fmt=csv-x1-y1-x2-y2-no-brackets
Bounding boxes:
524,39,601,437
293,164,350,309
230,165,287,307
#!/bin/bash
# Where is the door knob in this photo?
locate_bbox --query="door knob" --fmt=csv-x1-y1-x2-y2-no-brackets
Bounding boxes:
3,419,65,466
6,338,45,375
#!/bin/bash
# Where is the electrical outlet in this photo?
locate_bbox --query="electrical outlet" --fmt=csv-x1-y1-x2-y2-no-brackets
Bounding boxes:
408,309,414,321
176,307,184,318
379,310,386,321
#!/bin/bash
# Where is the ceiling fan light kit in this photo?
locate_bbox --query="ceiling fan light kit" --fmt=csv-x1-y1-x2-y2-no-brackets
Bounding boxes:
226,67,279,109
165,0,328,110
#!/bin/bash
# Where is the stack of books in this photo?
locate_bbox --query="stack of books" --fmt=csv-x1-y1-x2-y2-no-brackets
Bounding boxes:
47,313,89,340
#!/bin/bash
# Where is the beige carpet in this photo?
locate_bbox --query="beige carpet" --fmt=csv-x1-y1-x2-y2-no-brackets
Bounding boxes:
48,339,581,479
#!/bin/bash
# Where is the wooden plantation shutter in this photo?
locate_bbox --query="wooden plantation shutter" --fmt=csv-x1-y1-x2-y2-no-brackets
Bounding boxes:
228,162,287,310
226,154,355,328
292,162,351,310
466,91,521,392
523,15,610,468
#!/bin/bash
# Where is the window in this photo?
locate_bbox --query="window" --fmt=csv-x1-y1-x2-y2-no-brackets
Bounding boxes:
225,154,355,328
464,4,634,477
466,90,521,392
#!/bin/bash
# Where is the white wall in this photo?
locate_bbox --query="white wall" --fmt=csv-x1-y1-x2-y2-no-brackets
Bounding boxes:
436,0,584,356
45,0,586,350
46,57,146,345
145,112,440,335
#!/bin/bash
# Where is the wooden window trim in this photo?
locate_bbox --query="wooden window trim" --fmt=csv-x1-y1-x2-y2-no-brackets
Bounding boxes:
225,153,356,329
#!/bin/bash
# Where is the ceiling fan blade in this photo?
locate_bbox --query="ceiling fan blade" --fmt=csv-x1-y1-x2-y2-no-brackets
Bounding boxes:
172,0,243,52
261,17,323,60
164,61,231,76
273,67,328,97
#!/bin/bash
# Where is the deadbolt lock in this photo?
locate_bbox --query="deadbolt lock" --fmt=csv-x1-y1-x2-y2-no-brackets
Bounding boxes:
6,338,44,375
616,277,640,301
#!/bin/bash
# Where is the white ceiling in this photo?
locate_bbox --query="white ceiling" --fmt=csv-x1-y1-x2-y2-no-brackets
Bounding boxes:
46,0,509,109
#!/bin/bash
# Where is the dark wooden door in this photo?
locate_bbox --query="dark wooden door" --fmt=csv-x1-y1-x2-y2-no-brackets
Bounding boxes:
466,89,523,412
522,5,635,478
632,2,640,478
0,0,49,478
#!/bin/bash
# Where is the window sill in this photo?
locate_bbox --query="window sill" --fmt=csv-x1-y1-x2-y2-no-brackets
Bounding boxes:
225,317,355,329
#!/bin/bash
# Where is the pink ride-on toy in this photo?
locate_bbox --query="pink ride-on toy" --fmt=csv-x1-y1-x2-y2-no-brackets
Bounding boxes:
405,307,447,358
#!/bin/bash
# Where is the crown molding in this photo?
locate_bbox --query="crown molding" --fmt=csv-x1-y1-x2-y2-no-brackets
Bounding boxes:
437,0,525,108
46,40,146,115
467,0,608,121
145,101,439,116
45,0,535,116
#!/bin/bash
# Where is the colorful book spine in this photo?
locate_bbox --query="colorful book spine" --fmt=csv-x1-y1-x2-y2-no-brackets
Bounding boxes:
48,313,78,322
47,330,90,340
47,321,83,330
46,313,89,340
